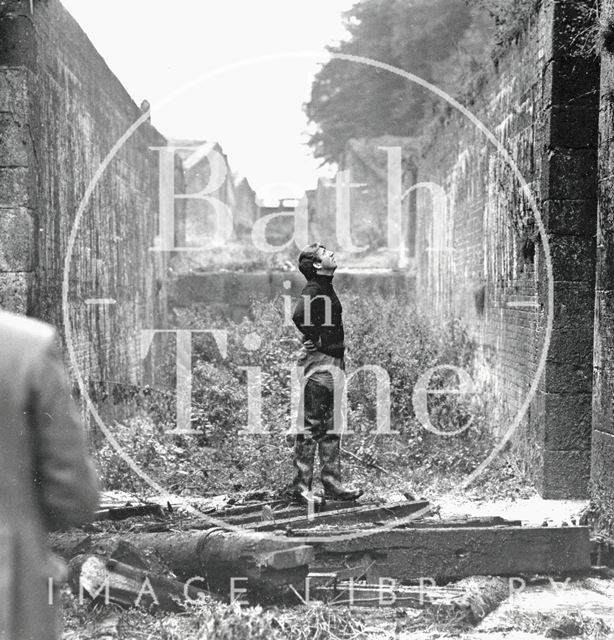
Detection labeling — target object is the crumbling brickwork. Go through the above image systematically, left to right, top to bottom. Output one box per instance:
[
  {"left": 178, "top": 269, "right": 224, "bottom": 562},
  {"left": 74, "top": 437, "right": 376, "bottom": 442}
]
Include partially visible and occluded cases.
[
  {"left": 0, "top": 0, "right": 169, "bottom": 386},
  {"left": 416, "top": 0, "right": 599, "bottom": 497}
]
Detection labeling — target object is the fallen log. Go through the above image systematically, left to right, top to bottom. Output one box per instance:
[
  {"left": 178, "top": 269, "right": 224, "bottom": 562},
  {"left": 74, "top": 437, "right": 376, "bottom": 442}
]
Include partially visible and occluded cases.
[
  {"left": 250, "top": 500, "right": 430, "bottom": 532},
  {"left": 310, "top": 526, "right": 591, "bottom": 581},
  {"left": 53, "top": 528, "right": 315, "bottom": 599},
  {"left": 130, "top": 529, "right": 314, "bottom": 590},
  {"left": 69, "top": 554, "right": 216, "bottom": 612},
  {"left": 446, "top": 576, "right": 510, "bottom": 625}
]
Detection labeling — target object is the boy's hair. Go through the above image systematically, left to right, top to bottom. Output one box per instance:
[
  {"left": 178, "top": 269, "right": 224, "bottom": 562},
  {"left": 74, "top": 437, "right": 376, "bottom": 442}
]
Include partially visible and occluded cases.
[{"left": 298, "top": 243, "right": 324, "bottom": 280}]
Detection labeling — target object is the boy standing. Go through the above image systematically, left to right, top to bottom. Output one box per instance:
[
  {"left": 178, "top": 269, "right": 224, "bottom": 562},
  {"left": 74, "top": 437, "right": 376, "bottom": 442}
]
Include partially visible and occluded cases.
[{"left": 290, "top": 243, "right": 363, "bottom": 507}]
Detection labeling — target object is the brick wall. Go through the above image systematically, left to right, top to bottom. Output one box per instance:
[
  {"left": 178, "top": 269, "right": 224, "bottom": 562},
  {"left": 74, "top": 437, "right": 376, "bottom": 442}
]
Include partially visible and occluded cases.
[
  {"left": 0, "top": 0, "right": 169, "bottom": 386},
  {"left": 416, "top": 0, "right": 599, "bottom": 497}
]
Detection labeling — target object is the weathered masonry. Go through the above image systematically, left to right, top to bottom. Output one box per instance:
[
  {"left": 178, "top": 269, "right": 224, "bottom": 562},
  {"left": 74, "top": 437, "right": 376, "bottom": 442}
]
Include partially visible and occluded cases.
[
  {"left": 0, "top": 0, "right": 171, "bottom": 387},
  {"left": 416, "top": 0, "right": 599, "bottom": 500},
  {"left": 593, "top": 0, "right": 614, "bottom": 528}
]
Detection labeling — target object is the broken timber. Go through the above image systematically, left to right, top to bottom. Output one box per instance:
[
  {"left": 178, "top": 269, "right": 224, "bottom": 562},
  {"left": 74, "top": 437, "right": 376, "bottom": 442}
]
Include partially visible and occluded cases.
[
  {"left": 220, "top": 499, "right": 370, "bottom": 527},
  {"left": 250, "top": 500, "right": 430, "bottom": 532},
  {"left": 94, "top": 503, "right": 164, "bottom": 522},
  {"left": 309, "top": 526, "right": 591, "bottom": 581},
  {"left": 119, "top": 529, "right": 313, "bottom": 594},
  {"left": 69, "top": 554, "right": 215, "bottom": 612}
]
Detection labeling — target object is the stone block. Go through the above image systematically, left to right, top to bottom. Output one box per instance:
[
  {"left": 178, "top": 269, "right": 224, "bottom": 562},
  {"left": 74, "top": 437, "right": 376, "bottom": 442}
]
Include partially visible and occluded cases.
[
  {"left": 0, "top": 8, "right": 35, "bottom": 69},
  {"left": 544, "top": 57, "right": 600, "bottom": 108},
  {"left": 0, "top": 67, "right": 28, "bottom": 114},
  {"left": 545, "top": 105, "right": 598, "bottom": 149},
  {"left": 0, "top": 114, "right": 29, "bottom": 166},
  {"left": 542, "top": 148, "right": 597, "bottom": 200},
  {"left": 0, "top": 167, "right": 31, "bottom": 207},
  {"left": 541, "top": 199, "right": 595, "bottom": 235},
  {"left": 594, "top": 200, "right": 614, "bottom": 287},
  {"left": 0, "top": 207, "right": 33, "bottom": 270},
  {"left": 541, "top": 235, "right": 595, "bottom": 282},
  {"left": 597, "top": 253, "right": 614, "bottom": 294},
  {"left": 0, "top": 272, "right": 29, "bottom": 314},
  {"left": 551, "top": 279, "right": 594, "bottom": 319},
  {"left": 593, "top": 289, "right": 614, "bottom": 351},
  {"left": 548, "top": 326, "right": 594, "bottom": 366},
  {"left": 544, "top": 360, "right": 593, "bottom": 394},
  {"left": 592, "top": 367, "right": 614, "bottom": 436},
  {"left": 543, "top": 392, "right": 592, "bottom": 450},
  {"left": 590, "top": 429, "right": 614, "bottom": 517},
  {"left": 541, "top": 448, "right": 590, "bottom": 498}
]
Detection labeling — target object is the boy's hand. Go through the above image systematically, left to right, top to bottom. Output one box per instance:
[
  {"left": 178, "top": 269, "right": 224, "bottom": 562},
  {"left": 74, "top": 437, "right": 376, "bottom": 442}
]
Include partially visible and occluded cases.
[{"left": 303, "top": 339, "right": 317, "bottom": 351}]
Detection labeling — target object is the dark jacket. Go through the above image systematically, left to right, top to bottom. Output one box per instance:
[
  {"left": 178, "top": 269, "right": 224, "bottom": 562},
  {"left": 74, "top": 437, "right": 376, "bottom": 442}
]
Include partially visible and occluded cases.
[{"left": 292, "top": 275, "right": 345, "bottom": 358}]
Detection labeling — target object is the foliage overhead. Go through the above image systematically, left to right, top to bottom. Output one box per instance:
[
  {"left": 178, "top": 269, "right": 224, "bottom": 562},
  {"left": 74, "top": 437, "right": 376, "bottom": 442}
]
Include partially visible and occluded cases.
[{"left": 304, "top": 0, "right": 482, "bottom": 165}]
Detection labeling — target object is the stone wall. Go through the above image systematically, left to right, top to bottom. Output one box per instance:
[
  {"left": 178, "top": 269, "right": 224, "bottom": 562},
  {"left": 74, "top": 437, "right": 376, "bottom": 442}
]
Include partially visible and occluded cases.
[
  {"left": 0, "top": 0, "right": 169, "bottom": 386},
  {"left": 416, "top": 0, "right": 599, "bottom": 497},
  {"left": 592, "top": 0, "right": 614, "bottom": 525}
]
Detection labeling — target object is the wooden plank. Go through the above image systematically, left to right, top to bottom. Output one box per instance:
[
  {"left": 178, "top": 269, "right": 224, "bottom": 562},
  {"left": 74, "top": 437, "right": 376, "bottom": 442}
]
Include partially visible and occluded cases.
[
  {"left": 209, "top": 499, "right": 287, "bottom": 518},
  {"left": 222, "top": 500, "right": 374, "bottom": 526},
  {"left": 250, "top": 500, "right": 430, "bottom": 532},
  {"left": 94, "top": 504, "right": 164, "bottom": 521},
  {"left": 287, "top": 516, "right": 522, "bottom": 537},
  {"left": 397, "top": 516, "right": 522, "bottom": 529},
  {"left": 311, "top": 526, "right": 591, "bottom": 581}
]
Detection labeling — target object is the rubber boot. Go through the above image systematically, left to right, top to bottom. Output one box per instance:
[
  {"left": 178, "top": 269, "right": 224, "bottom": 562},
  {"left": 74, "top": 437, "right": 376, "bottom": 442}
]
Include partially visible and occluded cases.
[
  {"left": 292, "top": 435, "right": 324, "bottom": 507},
  {"left": 319, "top": 435, "right": 363, "bottom": 501}
]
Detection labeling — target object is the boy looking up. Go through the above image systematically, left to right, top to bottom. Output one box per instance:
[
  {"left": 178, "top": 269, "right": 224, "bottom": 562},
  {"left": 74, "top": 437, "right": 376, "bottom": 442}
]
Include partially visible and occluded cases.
[{"left": 290, "top": 243, "right": 363, "bottom": 507}]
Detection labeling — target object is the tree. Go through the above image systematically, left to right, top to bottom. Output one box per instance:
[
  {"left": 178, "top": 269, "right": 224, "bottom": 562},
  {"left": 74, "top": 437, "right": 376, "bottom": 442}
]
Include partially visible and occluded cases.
[{"left": 304, "top": 0, "right": 477, "bottom": 165}]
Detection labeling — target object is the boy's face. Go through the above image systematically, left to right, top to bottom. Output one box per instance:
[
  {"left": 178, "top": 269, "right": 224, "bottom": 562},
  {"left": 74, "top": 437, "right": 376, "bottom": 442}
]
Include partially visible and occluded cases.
[{"left": 315, "top": 245, "right": 337, "bottom": 272}]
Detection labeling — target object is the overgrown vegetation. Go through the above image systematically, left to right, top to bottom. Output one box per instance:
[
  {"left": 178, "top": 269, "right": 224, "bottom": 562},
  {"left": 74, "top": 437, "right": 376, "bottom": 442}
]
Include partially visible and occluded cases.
[
  {"left": 467, "top": 0, "right": 541, "bottom": 49},
  {"left": 92, "top": 294, "right": 511, "bottom": 499}
]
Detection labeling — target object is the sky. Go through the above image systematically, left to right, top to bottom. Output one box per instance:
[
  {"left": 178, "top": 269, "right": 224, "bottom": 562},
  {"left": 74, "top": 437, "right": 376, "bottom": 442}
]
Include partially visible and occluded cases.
[{"left": 59, "top": 0, "right": 356, "bottom": 204}]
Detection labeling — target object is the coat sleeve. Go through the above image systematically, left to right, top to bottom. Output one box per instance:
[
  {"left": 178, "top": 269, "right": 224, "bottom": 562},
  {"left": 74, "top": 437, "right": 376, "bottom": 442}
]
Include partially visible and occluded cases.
[{"left": 29, "top": 335, "right": 99, "bottom": 531}]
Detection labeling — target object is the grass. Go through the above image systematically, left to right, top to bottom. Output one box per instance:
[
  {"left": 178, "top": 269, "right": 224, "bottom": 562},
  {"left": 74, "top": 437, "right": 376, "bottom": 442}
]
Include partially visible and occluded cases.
[
  {"left": 61, "top": 579, "right": 614, "bottom": 640},
  {"left": 503, "top": 609, "right": 611, "bottom": 639}
]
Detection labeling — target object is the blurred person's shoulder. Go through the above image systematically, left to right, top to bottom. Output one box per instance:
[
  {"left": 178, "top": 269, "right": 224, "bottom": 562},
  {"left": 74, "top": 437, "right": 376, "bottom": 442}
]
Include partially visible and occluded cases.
[{"left": 0, "top": 310, "right": 56, "bottom": 348}]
